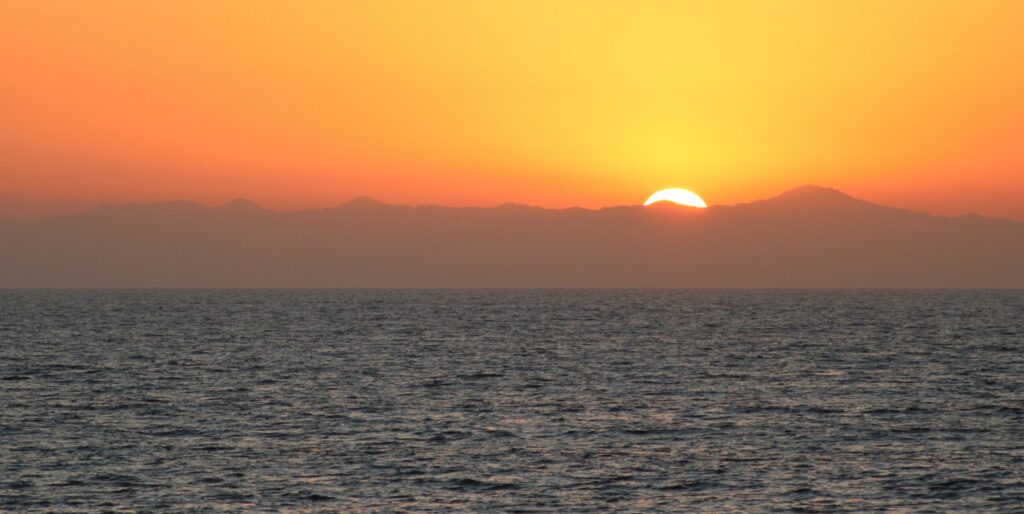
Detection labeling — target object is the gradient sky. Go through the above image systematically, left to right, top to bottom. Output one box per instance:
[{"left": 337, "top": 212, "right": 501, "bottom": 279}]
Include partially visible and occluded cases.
[{"left": 2, "top": 0, "right": 1024, "bottom": 221}]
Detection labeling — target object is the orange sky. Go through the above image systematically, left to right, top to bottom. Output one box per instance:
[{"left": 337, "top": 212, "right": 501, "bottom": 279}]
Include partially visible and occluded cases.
[{"left": 2, "top": 0, "right": 1024, "bottom": 221}]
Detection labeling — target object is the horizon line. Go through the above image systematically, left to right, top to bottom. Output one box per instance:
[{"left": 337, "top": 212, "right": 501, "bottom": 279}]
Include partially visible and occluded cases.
[{"left": 14, "top": 184, "right": 1013, "bottom": 225}]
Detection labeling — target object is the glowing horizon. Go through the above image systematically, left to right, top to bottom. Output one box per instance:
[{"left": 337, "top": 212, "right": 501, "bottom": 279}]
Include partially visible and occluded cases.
[{"left": 2, "top": 1, "right": 1024, "bottom": 221}]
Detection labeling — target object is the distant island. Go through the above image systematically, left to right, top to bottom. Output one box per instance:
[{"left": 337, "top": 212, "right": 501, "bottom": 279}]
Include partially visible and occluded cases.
[{"left": 2, "top": 186, "right": 1022, "bottom": 288}]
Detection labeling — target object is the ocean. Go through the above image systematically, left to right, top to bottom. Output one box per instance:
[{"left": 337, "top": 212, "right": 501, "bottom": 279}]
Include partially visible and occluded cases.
[{"left": 1, "top": 290, "right": 1022, "bottom": 512}]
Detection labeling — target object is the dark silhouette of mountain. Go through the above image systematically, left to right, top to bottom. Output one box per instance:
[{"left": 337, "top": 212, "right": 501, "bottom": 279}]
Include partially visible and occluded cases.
[{"left": 2, "top": 186, "right": 1022, "bottom": 288}]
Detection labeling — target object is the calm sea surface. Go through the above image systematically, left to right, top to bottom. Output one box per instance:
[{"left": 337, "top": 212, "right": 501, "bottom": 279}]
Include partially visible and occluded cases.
[{"left": 1, "top": 290, "right": 1022, "bottom": 512}]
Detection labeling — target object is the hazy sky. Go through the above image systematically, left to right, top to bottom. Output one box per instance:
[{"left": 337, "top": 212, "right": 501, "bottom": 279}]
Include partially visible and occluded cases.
[{"left": 2, "top": 1, "right": 1024, "bottom": 220}]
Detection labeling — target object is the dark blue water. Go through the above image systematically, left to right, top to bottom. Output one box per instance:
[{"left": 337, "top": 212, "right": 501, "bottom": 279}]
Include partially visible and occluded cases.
[{"left": 1, "top": 290, "right": 1022, "bottom": 512}]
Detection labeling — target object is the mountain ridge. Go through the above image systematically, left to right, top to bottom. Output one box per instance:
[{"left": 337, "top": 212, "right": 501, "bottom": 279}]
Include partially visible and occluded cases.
[
  {"left": 3, "top": 186, "right": 1022, "bottom": 288},
  {"left": 41, "top": 186, "right": 1013, "bottom": 223}
]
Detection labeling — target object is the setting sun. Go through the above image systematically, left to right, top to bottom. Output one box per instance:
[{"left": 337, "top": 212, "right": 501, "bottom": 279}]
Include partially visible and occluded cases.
[{"left": 643, "top": 188, "right": 708, "bottom": 208}]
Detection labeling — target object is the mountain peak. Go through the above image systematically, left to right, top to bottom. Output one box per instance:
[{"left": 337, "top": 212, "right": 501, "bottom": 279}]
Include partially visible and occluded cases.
[
  {"left": 727, "top": 185, "right": 877, "bottom": 215},
  {"left": 764, "top": 185, "right": 867, "bottom": 208},
  {"left": 777, "top": 185, "right": 852, "bottom": 200},
  {"left": 344, "top": 195, "right": 384, "bottom": 207},
  {"left": 221, "top": 198, "right": 265, "bottom": 211},
  {"left": 497, "top": 202, "right": 540, "bottom": 210}
]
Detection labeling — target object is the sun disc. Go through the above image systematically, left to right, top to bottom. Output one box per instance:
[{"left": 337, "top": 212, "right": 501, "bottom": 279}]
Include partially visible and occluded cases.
[{"left": 644, "top": 188, "right": 707, "bottom": 208}]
